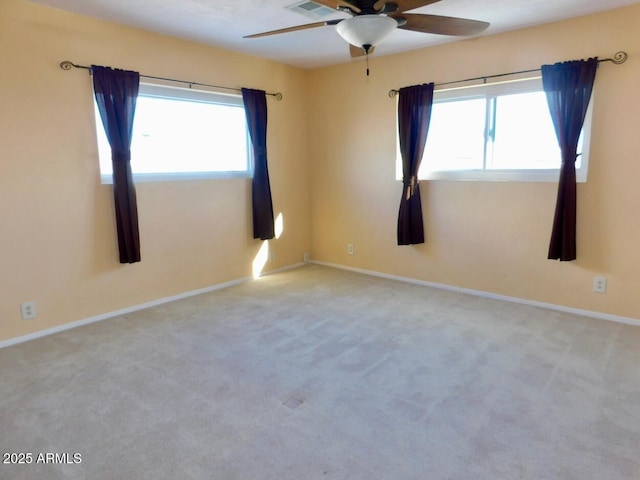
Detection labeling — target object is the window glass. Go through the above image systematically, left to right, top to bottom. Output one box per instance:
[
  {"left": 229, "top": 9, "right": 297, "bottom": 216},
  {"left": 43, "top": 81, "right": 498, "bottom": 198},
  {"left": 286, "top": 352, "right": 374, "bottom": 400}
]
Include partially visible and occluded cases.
[
  {"left": 398, "top": 77, "right": 592, "bottom": 182},
  {"left": 95, "top": 83, "right": 251, "bottom": 183},
  {"left": 492, "top": 91, "right": 559, "bottom": 170},
  {"left": 423, "top": 97, "right": 486, "bottom": 171}
]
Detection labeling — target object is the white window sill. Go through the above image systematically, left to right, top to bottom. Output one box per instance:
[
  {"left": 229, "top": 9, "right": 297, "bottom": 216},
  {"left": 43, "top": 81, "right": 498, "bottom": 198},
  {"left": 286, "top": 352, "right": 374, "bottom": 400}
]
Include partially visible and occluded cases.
[
  {"left": 417, "top": 168, "right": 587, "bottom": 183},
  {"left": 100, "top": 170, "right": 252, "bottom": 184}
]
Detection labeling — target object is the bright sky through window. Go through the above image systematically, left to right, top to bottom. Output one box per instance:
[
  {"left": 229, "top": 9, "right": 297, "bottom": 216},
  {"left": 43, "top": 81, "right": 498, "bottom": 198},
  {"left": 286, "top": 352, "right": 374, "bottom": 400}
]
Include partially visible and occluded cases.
[
  {"left": 397, "top": 77, "right": 591, "bottom": 182},
  {"left": 95, "top": 83, "right": 251, "bottom": 182}
]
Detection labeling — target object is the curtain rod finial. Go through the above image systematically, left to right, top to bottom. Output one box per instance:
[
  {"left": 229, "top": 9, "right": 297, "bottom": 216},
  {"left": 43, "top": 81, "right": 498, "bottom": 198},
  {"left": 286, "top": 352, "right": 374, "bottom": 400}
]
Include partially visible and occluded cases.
[
  {"left": 612, "top": 51, "right": 628, "bottom": 65},
  {"left": 60, "top": 60, "right": 75, "bottom": 70}
]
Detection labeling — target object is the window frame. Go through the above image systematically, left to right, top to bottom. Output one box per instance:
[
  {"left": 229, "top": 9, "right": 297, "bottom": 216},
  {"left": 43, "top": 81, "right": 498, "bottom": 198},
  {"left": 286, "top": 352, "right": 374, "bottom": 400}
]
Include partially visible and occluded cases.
[
  {"left": 397, "top": 76, "right": 593, "bottom": 183},
  {"left": 95, "top": 82, "right": 253, "bottom": 184}
]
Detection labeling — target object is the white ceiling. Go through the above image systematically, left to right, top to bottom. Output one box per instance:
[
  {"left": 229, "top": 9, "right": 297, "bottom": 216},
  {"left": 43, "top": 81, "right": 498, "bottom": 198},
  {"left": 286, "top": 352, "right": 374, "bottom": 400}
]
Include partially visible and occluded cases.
[{"left": 29, "top": 0, "right": 640, "bottom": 68}]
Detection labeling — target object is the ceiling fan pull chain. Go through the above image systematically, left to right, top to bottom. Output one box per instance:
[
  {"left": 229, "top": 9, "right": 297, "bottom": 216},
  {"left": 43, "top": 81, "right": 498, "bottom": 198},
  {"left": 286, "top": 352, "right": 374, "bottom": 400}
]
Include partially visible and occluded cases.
[{"left": 364, "top": 43, "right": 372, "bottom": 77}]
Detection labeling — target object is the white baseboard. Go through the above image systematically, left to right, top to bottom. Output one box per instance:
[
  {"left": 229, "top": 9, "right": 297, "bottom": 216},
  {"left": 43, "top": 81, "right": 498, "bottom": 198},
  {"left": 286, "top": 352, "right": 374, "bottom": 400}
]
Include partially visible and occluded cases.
[
  {"left": 3, "top": 259, "right": 636, "bottom": 349},
  {"left": 311, "top": 260, "right": 640, "bottom": 328},
  {"left": 0, "top": 262, "right": 310, "bottom": 350},
  {"left": 265, "top": 262, "right": 307, "bottom": 275},
  {"left": 0, "top": 276, "right": 253, "bottom": 350}
]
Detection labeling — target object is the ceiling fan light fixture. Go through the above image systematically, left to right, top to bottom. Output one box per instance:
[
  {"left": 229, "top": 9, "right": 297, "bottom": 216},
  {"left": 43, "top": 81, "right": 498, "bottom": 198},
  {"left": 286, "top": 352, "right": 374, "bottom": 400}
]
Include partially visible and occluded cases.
[{"left": 336, "top": 15, "right": 397, "bottom": 48}]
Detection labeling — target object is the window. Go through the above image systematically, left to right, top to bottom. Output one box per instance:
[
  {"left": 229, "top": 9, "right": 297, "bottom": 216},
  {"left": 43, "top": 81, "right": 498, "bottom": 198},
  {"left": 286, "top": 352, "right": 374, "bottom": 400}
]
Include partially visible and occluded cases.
[
  {"left": 397, "top": 77, "right": 592, "bottom": 182},
  {"left": 95, "top": 83, "right": 251, "bottom": 183}
]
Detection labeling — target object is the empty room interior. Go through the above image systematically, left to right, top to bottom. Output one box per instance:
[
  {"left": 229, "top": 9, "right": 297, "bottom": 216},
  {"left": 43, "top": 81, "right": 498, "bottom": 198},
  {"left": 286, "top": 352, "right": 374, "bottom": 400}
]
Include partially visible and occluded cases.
[{"left": 1, "top": 0, "right": 640, "bottom": 478}]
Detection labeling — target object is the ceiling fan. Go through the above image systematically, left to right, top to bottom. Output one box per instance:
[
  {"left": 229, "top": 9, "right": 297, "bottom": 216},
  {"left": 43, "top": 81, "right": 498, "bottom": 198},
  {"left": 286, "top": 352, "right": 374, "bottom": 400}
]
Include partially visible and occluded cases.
[{"left": 244, "top": 0, "right": 490, "bottom": 58}]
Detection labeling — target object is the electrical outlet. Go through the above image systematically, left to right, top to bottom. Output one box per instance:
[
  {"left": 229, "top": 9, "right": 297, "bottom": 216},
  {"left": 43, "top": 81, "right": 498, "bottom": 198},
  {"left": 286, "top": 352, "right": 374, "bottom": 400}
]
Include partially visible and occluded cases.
[
  {"left": 347, "top": 243, "right": 354, "bottom": 255},
  {"left": 268, "top": 251, "right": 276, "bottom": 263},
  {"left": 302, "top": 252, "right": 309, "bottom": 263},
  {"left": 593, "top": 276, "right": 607, "bottom": 294},
  {"left": 21, "top": 301, "right": 36, "bottom": 320}
]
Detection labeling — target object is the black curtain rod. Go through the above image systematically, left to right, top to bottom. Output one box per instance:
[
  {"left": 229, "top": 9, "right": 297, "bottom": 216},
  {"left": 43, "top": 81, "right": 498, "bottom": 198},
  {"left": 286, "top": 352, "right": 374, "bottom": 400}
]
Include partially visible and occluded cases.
[
  {"left": 388, "top": 51, "right": 628, "bottom": 98},
  {"left": 60, "top": 61, "right": 283, "bottom": 101}
]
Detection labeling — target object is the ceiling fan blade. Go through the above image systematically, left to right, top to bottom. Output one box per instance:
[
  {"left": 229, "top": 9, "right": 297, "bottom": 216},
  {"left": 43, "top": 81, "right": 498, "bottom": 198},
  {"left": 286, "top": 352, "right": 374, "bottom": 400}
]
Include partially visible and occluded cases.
[
  {"left": 313, "top": 0, "right": 361, "bottom": 13},
  {"left": 392, "top": 0, "right": 443, "bottom": 13},
  {"left": 395, "top": 13, "right": 489, "bottom": 36},
  {"left": 244, "top": 19, "right": 342, "bottom": 39},
  {"left": 349, "top": 44, "right": 375, "bottom": 57}
]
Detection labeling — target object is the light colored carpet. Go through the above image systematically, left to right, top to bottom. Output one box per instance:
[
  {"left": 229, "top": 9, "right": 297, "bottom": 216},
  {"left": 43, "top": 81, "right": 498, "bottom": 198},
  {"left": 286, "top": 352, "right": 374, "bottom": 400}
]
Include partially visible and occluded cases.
[{"left": 1, "top": 265, "right": 639, "bottom": 480}]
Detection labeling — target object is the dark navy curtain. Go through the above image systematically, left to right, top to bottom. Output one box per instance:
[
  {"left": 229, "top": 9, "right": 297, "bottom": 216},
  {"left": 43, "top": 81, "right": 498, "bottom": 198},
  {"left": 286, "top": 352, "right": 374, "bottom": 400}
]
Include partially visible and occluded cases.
[
  {"left": 542, "top": 58, "right": 598, "bottom": 261},
  {"left": 92, "top": 65, "right": 141, "bottom": 264},
  {"left": 397, "top": 83, "right": 435, "bottom": 245},
  {"left": 242, "top": 88, "right": 275, "bottom": 240}
]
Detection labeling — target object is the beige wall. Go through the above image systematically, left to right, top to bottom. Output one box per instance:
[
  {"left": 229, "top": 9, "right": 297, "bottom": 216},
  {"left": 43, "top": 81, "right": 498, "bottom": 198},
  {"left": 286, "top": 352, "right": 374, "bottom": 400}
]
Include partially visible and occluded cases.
[
  {"left": 0, "top": 0, "right": 311, "bottom": 342},
  {"left": 2, "top": 0, "right": 639, "bottom": 344},
  {"left": 308, "top": 5, "right": 640, "bottom": 320}
]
